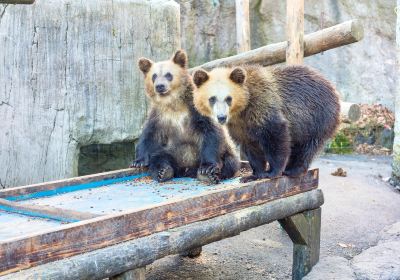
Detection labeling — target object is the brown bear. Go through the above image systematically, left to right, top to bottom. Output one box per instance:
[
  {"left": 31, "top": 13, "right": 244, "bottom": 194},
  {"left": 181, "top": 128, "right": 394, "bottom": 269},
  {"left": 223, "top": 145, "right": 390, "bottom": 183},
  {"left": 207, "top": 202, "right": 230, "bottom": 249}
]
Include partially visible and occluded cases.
[
  {"left": 130, "top": 50, "right": 240, "bottom": 183},
  {"left": 192, "top": 64, "right": 340, "bottom": 182}
]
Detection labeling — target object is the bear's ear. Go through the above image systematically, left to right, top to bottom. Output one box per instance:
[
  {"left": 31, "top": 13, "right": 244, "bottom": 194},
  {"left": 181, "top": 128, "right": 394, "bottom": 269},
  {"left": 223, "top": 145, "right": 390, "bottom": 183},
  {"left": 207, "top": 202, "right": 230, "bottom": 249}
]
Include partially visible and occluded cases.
[
  {"left": 172, "top": 49, "right": 187, "bottom": 68},
  {"left": 138, "top": 58, "right": 153, "bottom": 74},
  {"left": 229, "top": 67, "right": 246, "bottom": 85},
  {"left": 193, "top": 69, "right": 209, "bottom": 88}
]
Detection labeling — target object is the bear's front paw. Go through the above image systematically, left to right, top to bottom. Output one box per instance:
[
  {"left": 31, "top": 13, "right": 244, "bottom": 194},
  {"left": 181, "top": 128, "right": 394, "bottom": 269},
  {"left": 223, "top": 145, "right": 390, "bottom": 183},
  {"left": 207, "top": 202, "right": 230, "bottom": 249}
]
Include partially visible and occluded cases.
[
  {"left": 129, "top": 158, "right": 148, "bottom": 168},
  {"left": 197, "top": 163, "right": 221, "bottom": 184},
  {"left": 156, "top": 165, "right": 174, "bottom": 182},
  {"left": 283, "top": 167, "right": 307, "bottom": 177},
  {"left": 240, "top": 171, "right": 281, "bottom": 183}
]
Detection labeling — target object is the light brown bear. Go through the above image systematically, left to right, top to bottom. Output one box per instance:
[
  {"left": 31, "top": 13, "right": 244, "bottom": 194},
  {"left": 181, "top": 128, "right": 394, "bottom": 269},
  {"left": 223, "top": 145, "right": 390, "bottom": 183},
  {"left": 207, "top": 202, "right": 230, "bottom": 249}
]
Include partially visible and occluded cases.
[
  {"left": 130, "top": 50, "right": 240, "bottom": 183},
  {"left": 192, "top": 65, "right": 340, "bottom": 182}
]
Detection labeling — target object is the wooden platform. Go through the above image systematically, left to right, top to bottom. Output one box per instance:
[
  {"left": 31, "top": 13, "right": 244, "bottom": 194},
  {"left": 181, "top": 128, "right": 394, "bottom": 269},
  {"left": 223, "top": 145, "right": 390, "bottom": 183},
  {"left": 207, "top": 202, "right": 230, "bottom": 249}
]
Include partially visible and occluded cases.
[{"left": 0, "top": 167, "right": 322, "bottom": 279}]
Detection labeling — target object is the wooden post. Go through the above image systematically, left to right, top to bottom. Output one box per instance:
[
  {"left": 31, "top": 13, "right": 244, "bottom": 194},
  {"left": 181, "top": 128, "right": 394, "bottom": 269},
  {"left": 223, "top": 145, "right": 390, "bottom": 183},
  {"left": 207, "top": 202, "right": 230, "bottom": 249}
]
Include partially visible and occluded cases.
[
  {"left": 235, "top": 0, "right": 251, "bottom": 53},
  {"left": 286, "top": 0, "right": 304, "bottom": 64},
  {"left": 392, "top": 0, "right": 400, "bottom": 186},
  {"left": 279, "top": 208, "right": 321, "bottom": 280},
  {"left": 110, "top": 267, "right": 146, "bottom": 280}
]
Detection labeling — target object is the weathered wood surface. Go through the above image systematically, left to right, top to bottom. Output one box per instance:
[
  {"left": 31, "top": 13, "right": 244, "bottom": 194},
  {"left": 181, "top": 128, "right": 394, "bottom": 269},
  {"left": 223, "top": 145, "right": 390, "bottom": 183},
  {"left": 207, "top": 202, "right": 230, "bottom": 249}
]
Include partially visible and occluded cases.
[
  {"left": 0, "top": 0, "right": 34, "bottom": 3},
  {"left": 0, "top": 0, "right": 180, "bottom": 189},
  {"left": 235, "top": 0, "right": 250, "bottom": 53},
  {"left": 286, "top": 0, "right": 304, "bottom": 65},
  {"left": 391, "top": 0, "right": 400, "bottom": 183},
  {"left": 191, "top": 19, "right": 363, "bottom": 71},
  {"left": 340, "top": 101, "right": 361, "bottom": 122},
  {"left": 0, "top": 168, "right": 143, "bottom": 200},
  {"left": 0, "top": 169, "right": 318, "bottom": 276},
  {"left": 0, "top": 189, "right": 324, "bottom": 280},
  {"left": 0, "top": 198, "right": 99, "bottom": 222},
  {"left": 279, "top": 208, "right": 321, "bottom": 280}
]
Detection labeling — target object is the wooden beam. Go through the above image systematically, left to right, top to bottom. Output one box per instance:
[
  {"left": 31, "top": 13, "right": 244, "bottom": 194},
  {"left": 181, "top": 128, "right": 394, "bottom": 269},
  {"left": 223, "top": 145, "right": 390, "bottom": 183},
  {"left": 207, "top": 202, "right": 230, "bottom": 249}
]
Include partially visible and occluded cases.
[
  {"left": 235, "top": 0, "right": 251, "bottom": 53},
  {"left": 286, "top": 0, "right": 304, "bottom": 64},
  {"left": 191, "top": 19, "right": 364, "bottom": 71},
  {"left": 341, "top": 101, "right": 361, "bottom": 122},
  {"left": 0, "top": 168, "right": 144, "bottom": 200},
  {"left": 0, "top": 169, "right": 319, "bottom": 275},
  {"left": 0, "top": 189, "right": 324, "bottom": 280},
  {"left": 0, "top": 198, "right": 99, "bottom": 223},
  {"left": 279, "top": 208, "right": 321, "bottom": 280}
]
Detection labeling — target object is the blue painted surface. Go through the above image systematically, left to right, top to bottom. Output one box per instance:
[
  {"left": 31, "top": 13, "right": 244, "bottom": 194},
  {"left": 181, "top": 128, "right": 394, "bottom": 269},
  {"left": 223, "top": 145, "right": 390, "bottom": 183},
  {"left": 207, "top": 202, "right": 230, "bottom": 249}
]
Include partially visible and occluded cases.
[
  {"left": 6, "top": 173, "right": 148, "bottom": 202},
  {"left": 19, "top": 176, "right": 242, "bottom": 215},
  {"left": 0, "top": 205, "right": 78, "bottom": 223},
  {"left": 0, "top": 211, "right": 61, "bottom": 241}
]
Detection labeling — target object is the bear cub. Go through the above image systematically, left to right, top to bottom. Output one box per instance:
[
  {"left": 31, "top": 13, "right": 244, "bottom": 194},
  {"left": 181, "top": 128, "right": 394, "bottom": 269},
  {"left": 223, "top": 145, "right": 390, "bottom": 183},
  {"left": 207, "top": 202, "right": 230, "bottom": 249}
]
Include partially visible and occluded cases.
[
  {"left": 131, "top": 50, "right": 240, "bottom": 183},
  {"left": 192, "top": 64, "right": 340, "bottom": 182}
]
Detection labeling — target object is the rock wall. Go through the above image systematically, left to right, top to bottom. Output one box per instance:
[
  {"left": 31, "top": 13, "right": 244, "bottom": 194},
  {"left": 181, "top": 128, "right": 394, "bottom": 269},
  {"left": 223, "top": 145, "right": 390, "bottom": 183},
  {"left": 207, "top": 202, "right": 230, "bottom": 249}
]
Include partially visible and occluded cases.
[
  {"left": 0, "top": 0, "right": 180, "bottom": 188},
  {"left": 178, "top": 0, "right": 397, "bottom": 110}
]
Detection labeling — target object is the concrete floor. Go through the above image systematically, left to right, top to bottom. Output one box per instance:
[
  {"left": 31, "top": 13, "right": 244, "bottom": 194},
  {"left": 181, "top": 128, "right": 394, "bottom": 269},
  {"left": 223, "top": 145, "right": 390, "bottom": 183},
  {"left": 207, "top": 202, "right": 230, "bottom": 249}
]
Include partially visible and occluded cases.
[{"left": 146, "top": 155, "right": 400, "bottom": 280}]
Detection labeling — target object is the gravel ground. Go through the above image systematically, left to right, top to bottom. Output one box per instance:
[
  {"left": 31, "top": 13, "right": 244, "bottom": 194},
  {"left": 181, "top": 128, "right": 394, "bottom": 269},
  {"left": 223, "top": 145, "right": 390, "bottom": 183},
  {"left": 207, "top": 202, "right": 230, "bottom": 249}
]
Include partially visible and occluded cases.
[{"left": 146, "top": 155, "right": 400, "bottom": 280}]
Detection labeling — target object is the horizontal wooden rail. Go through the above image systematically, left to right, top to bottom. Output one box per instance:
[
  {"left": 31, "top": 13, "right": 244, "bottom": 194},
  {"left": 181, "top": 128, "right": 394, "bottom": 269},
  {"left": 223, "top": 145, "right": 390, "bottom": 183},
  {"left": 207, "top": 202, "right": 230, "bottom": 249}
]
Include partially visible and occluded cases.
[
  {"left": 190, "top": 19, "right": 363, "bottom": 71},
  {"left": 0, "top": 189, "right": 323, "bottom": 280},
  {"left": 0, "top": 198, "right": 99, "bottom": 223}
]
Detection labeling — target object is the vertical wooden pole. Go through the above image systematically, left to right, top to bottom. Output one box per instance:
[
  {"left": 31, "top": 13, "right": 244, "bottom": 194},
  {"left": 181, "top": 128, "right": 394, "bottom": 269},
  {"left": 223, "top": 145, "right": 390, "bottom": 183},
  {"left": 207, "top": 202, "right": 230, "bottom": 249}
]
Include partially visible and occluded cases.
[
  {"left": 235, "top": 0, "right": 251, "bottom": 53},
  {"left": 286, "top": 0, "right": 304, "bottom": 64},
  {"left": 392, "top": 1, "right": 400, "bottom": 187},
  {"left": 279, "top": 208, "right": 321, "bottom": 280}
]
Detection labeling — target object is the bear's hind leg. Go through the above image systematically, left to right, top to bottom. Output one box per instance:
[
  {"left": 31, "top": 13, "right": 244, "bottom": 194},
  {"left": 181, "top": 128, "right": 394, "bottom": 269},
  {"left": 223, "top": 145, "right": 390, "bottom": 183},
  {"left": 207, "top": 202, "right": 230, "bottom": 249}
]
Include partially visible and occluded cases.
[
  {"left": 283, "top": 139, "right": 321, "bottom": 177},
  {"left": 149, "top": 151, "right": 177, "bottom": 182}
]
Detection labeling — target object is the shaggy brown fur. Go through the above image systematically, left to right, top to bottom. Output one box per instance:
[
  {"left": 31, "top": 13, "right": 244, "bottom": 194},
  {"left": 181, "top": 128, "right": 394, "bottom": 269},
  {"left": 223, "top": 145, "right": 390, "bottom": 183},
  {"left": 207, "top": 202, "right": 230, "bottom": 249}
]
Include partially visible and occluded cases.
[
  {"left": 131, "top": 50, "right": 240, "bottom": 183},
  {"left": 193, "top": 64, "right": 340, "bottom": 182}
]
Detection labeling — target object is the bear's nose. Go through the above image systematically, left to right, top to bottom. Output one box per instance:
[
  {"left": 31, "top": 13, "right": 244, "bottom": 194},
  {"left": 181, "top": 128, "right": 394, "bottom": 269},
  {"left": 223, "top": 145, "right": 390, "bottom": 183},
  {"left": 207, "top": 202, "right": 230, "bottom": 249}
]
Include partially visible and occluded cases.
[
  {"left": 156, "top": 84, "right": 166, "bottom": 93},
  {"left": 217, "top": 115, "right": 227, "bottom": 124}
]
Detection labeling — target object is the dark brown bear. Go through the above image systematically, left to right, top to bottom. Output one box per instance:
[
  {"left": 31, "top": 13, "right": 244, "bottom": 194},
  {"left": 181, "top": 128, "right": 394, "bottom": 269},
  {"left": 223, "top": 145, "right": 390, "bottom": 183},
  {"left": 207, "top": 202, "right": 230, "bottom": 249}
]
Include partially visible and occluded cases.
[{"left": 192, "top": 65, "right": 340, "bottom": 182}]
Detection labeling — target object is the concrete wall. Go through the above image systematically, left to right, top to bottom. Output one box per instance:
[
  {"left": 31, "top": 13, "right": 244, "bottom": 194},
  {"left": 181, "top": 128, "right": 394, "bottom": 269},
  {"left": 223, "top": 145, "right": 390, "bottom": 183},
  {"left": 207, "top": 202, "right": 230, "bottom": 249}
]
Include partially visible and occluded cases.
[{"left": 0, "top": 0, "right": 180, "bottom": 188}]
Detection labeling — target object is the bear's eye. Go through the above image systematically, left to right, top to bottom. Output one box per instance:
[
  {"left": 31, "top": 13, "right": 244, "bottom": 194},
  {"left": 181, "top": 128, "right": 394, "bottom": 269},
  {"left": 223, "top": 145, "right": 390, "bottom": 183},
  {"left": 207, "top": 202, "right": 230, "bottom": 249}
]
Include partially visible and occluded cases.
[
  {"left": 165, "top": 72, "right": 173, "bottom": 81},
  {"left": 152, "top": 73, "right": 157, "bottom": 82},
  {"left": 209, "top": 96, "right": 216, "bottom": 105},
  {"left": 226, "top": 96, "right": 232, "bottom": 106}
]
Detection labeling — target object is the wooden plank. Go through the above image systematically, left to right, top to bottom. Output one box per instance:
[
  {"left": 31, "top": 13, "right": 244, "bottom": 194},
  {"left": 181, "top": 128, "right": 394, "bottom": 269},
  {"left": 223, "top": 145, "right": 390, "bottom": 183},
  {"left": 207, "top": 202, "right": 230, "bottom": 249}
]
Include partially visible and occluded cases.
[
  {"left": 235, "top": 0, "right": 251, "bottom": 53},
  {"left": 286, "top": 0, "right": 304, "bottom": 64},
  {"left": 191, "top": 19, "right": 364, "bottom": 71},
  {"left": 0, "top": 168, "right": 144, "bottom": 200},
  {"left": 0, "top": 169, "right": 319, "bottom": 275},
  {"left": 0, "top": 189, "right": 324, "bottom": 280},
  {"left": 0, "top": 198, "right": 99, "bottom": 223},
  {"left": 279, "top": 208, "right": 321, "bottom": 280}
]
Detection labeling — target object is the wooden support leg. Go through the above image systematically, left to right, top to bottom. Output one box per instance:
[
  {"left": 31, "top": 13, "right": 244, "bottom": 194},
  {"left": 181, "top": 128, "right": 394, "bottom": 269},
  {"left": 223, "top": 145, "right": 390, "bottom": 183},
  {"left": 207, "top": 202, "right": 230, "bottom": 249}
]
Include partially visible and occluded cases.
[
  {"left": 279, "top": 208, "right": 321, "bottom": 280},
  {"left": 180, "top": 246, "right": 203, "bottom": 258},
  {"left": 110, "top": 267, "right": 146, "bottom": 280}
]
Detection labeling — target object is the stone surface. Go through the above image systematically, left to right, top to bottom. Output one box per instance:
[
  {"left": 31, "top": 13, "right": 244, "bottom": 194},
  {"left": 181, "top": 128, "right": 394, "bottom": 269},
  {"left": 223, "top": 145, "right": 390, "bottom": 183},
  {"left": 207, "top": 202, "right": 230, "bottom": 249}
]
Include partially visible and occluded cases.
[
  {"left": 0, "top": 0, "right": 180, "bottom": 187},
  {"left": 178, "top": 0, "right": 397, "bottom": 110},
  {"left": 379, "top": 222, "right": 400, "bottom": 244},
  {"left": 351, "top": 241, "right": 400, "bottom": 280},
  {"left": 302, "top": 256, "right": 355, "bottom": 280}
]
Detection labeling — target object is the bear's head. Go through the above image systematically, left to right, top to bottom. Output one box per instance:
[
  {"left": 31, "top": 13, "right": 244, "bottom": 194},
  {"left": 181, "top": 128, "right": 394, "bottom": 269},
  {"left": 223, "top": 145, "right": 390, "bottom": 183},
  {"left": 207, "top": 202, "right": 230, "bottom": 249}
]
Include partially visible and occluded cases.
[
  {"left": 138, "top": 50, "right": 189, "bottom": 105},
  {"left": 192, "top": 67, "right": 249, "bottom": 125}
]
